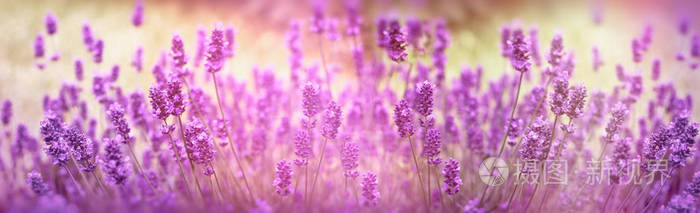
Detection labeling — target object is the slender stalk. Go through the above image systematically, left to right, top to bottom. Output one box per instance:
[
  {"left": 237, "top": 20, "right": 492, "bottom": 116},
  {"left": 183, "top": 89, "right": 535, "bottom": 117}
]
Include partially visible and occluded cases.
[
  {"left": 479, "top": 71, "right": 525, "bottom": 204},
  {"left": 211, "top": 72, "right": 255, "bottom": 203},
  {"left": 163, "top": 120, "right": 191, "bottom": 195},
  {"left": 407, "top": 136, "right": 430, "bottom": 210},
  {"left": 308, "top": 137, "right": 329, "bottom": 206},
  {"left": 128, "top": 144, "right": 157, "bottom": 194},
  {"left": 210, "top": 163, "right": 225, "bottom": 201},
  {"left": 304, "top": 164, "right": 309, "bottom": 205},
  {"left": 428, "top": 164, "right": 432, "bottom": 208},
  {"left": 63, "top": 166, "right": 84, "bottom": 196},
  {"left": 433, "top": 166, "right": 445, "bottom": 207},
  {"left": 91, "top": 171, "right": 108, "bottom": 195},
  {"left": 602, "top": 184, "right": 617, "bottom": 211}
]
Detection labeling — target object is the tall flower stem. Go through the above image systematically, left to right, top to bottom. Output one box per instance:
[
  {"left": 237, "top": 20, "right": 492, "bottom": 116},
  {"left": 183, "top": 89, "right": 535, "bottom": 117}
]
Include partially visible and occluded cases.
[
  {"left": 479, "top": 71, "right": 524, "bottom": 203},
  {"left": 211, "top": 72, "right": 255, "bottom": 204},
  {"left": 162, "top": 120, "right": 191, "bottom": 196},
  {"left": 407, "top": 135, "right": 430, "bottom": 210},
  {"left": 308, "top": 137, "right": 329, "bottom": 207},
  {"left": 127, "top": 144, "right": 157, "bottom": 194},
  {"left": 210, "top": 163, "right": 225, "bottom": 200},
  {"left": 63, "top": 166, "right": 84, "bottom": 196},
  {"left": 433, "top": 166, "right": 445, "bottom": 207},
  {"left": 91, "top": 171, "right": 108, "bottom": 195},
  {"left": 602, "top": 184, "right": 617, "bottom": 211}
]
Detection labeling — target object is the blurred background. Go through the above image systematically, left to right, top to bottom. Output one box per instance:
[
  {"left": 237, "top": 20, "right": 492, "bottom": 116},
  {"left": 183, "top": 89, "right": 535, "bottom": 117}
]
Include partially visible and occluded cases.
[{"left": 1, "top": 0, "right": 699, "bottom": 132}]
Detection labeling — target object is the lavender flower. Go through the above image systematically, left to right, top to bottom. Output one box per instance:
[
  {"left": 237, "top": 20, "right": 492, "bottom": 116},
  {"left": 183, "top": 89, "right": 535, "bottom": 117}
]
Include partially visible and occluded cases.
[
  {"left": 131, "top": 0, "right": 144, "bottom": 27},
  {"left": 310, "top": 0, "right": 326, "bottom": 34},
  {"left": 45, "top": 12, "right": 57, "bottom": 35},
  {"left": 384, "top": 19, "right": 407, "bottom": 62},
  {"left": 433, "top": 19, "right": 449, "bottom": 84},
  {"left": 82, "top": 22, "right": 94, "bottom": 51},
  {"left": 205, "top": 23, "right": 227, "bottom": 73},
  {"left": 225, "top": 25, "right": 236, "bottom": 58},
  {"left": 500, "top": 25, "right": 512, "bottom": 57},
  {"left": 194, "top": 26, "right": 207, "bottom": 67},
  {"left": 509, "top": 27, "right": 531, "bottom": 72},
  {"left": 547, "top": 32, "right": 564, "bottom": 68},
  {"left": 170, "top": 33, "right": 188, "bottom": 70},
  {"left": 34, "top": 35, "right": 44, "bottom": 58},
  {"left": 632, "top": 38, "right": 643, "bottom": 63},
  {"left": 93, "top": 39, "right": 103, "bottom": 64},
  {"left": 592, "top": 45, "right": 603, "bottom": 71},
  {"left": 131, "top": 46, "right": 143, "bottom": 72},
  {"left": 652, "top": 58, "right": 660, "bottom": 81},
  {"left": 74, "top": 59, "right": 83, "bottom": 81},
  {"left": 549, "top": 77, "right": 569, "bottom": 116},
  {"left": 166, "top": 80, "right": 186, "bottom": 116},
  {"left": 414, "top": 80, "right": 435, "bottom": 117},
  {"left": 302, "top": 82, "right": 322, "bottom": 117},
  {"left": 148, "top": 84, "right": 171, "bottom": 120},
  {"left": 566, "top": 84, "right": 587, "bottom": 119},
  {"left": 393, "top": 99, "right": 415, "bottom": 138},
  {"left": 1, "top": 100, "right": 11, "bottom": 126},
  {"left": 320, "top": 101, "right": 342, "bottom": 139},
  {"left": 107, "top": 103, "right": 133, "bottom": 144},
  {"left": 603, "top": 103, "right": 628, "bottom": 143},
  {"left": 40, "top": 112, "right": 69, "bottom": 166},
  {"left": 668, "top": 113, "right": 699, "bottom": 168},
  {"left": 519, "top": 117, "right": 551, "bottom": 162},
  {"left": 184, "top": 120, "right": 215, "bottom": 175},
  {"left": 64, "top": 126, "right": 96, "bottom": 172},
  {"left": 422, "top": 128, "right": 442, "bottom": 165},
  {"left": 293, "top": 130, "right": 313, "bottom": 166},
  {"left": 610, "top": 137, "right": 631, "bottom": 183},
  {"left": 101, "top": 138, "right": 129, "bottom": 185},
  {"left": 341, "top": 142, "right": 360, "bottom": 178},
  {"left": 442, "top": 158, "right": 462, "bottom": 195},
  {"left": 274, "top": 160, "right": 293, "bottom": 196},
  {"left": 26, "top": 171, "right": 50, "bottom": 196},
  {"left": 361, "top": 171, "right": 379, "bottom": 207}
]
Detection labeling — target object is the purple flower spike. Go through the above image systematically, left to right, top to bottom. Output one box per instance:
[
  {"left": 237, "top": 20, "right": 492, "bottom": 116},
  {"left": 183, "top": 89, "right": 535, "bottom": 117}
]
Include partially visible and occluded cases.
[
  {"left": 131, "top": 0, "right": 144, "bottom": 27},
  {"left": 45, "top": 12, "right": 57, "bottom": 35},
  {"left": 384, "top": 19, "right": 407, "bottom": 62},
  {"left": 82, "top": 22, "right": 94, "bottom": 51},
  {"left": 205, "top": 23, "right": 228, "bottom": 73},
  {"left": 509, "top": 27, "right": 531, "bottom": 72},
  {"left": 529, "top": 27, "right": 542, "bottom": 67},
  {"left": 547, "top": 32, "right": 564, "bottom": 68},
  {"left": 170, "top": 33, "right": 188, "bottom": 70},
  {"left": 34, "top": 34, "right": 44, "bottom": 58},
  {"left": 691, "top": 34, "right": 699, "bottom": 58},
  {"left": 632, "top": 38, "right": 643, "bottom": 63},
  {"left": 93, "top": 39, "right": 104, "bottom": 64},
  {"left": 592, "top": 45, "right": 603, "bottom": 72},
  {"left": 131, "top": 46, "right": 143, "bottom": 72},
  {"left": 652, "top": 58, "right": 660, "bottom": 81},
  {"left": 74, "top": 59, "right": 84, "bottom": 81},
  {"left": 549, "top": 77, "right": 569, "bottom": 116},
  {"left": 166, "top": 80, "right": 186, "bottom": 116},
  {"left": 414, "top": 80, "right": 435, "bottom": 117},
  {"left": 302, "top": 82, "right": 322, "bottom": 117},
  {"left": 148, "top": 84, "right": 171, "bottom": 120},
  {"left": 566, "top": 84, "right": 587, "bottom": 119},
  {"left": 393, "top": 99, "right": 415, "bottom": 138},
  {"left": 1, "top": 100, "right": 11, "bottom": 126},
  {"left": 320, "top": 101, "right": 342, "bottom": 139},
  {"left": 107, "top": 103, "right": 133, "bottom": 144},
  {"left": 604, "top": 103, "right": 628, "bottom": 143},
  {"left": 40, "top": 112, "right": 69, "bottom": 167},
  {"left": 520, "top": 117, "right": 551, "bottom": 162},
  {"left": 184, "top": 120, "right": 215, "bottom": 175},
  {"left": 65, "top": 126, "right": 96, "bottom": 172},
  {"left": 422, "top": 128, "right": 442, "bottom": 159},
  {"left": 293, "top": 130, "right": 313, "bottom": 166},
  {"left": 101, "top": 138, "right": 130, "bottom": 185},
  {"left": 341, "top": 142, "right": 360, "bottom": 178},
  {"left": 442, "top": 158, "right": 462, "bottom": 195},
  {"left": 274, "top": 160, "right": 293, "bottom": 196},
  {"left": 26, "top": 171, "right": 50, "bottom": 196},
  {"left": 361, "top": 171, "right": 380, "bottom": 207}
]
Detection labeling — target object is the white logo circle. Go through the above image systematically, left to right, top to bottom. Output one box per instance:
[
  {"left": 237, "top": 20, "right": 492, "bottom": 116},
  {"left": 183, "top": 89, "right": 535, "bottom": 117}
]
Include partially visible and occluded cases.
[{"left": 479, "top": 157, "right": 509, "bottom": 186}]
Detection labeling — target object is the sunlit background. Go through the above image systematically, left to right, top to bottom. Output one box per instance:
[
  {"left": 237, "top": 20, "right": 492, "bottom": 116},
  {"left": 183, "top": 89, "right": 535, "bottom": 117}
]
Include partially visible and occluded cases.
[{"left": 2, "top": 0, "right": 699, "bottom": 131}]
